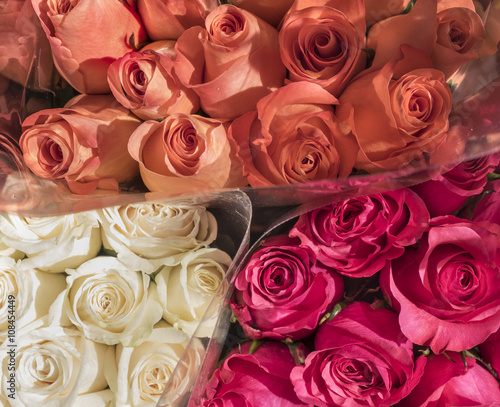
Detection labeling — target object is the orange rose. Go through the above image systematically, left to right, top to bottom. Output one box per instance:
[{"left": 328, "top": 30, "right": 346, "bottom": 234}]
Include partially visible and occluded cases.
[
  {"left": 0, "top": 0, "right": 53, "bottom": 89},
  {"left": 31, "top": 0, "right": 148, "bottom": 94},
  {"left": 137, "top": 0, "right": 217, "bottom": 40},
  {"left": 229, "top": 0, "right": 296, "bottom": 27},
  {"left": 279, "top": 0, "right": 366, "bottom": 96},
  {"left": 364, "top": 0, "right": 411, "bottom": 27},
  {"left": 479, "top": 0, "right": 500, "bottom": 57},
  {"left": 178, "top": 4, "right": 286, "bottom": 120},
  {"left": 107, "top": 41, "right": 201, "bottom": 120},
  {"left": 336, "top": 48, "right": 453, "bottom": 172},
  {"left": 229, "top": 81, "right": 358, "bottom": 187},
  {"left": 20, "top": 95, "right": 141, "bottom": 194},
  {"left": 128, "top": 113, "right": 247, "bottom": 193}
]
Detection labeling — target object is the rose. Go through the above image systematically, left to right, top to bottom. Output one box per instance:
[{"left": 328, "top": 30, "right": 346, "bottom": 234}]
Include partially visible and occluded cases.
[
  {"left": 0, "top": 0, "right": 53, "bottom": 89},
  {"left": 31, "top": 0, "right": 148, "bottom": 94},
  {"left": 137, "top": 0, "right": 217, "bottom": 40},
  {"left": 229, "top": 0, "right": 296, "bottom": 27},
  {"left": 279, "top": 0, "right": 366, "bottom": 96},
  {"left": 364, "top": 0, "right": 411, "bottom": 27},
  {"left": 480, "top": 0, "right": 500, "bottom": 57},
  {"left": 431, "top": 3, "right": 486, "bottom": 78},
  {"left": 178, "top": 4, "right": 287, "bottom": 120},
  {"left": 107, "top": 41, "right": 201, "bottom": 121},
  {"left": 336, "top": 48, "right": 453, "bottom": 172},
  {"left": 229, "top": 81, "right": 358, "bottom": 187},
  {"left": 20, "top": 94, "right": 142, "bottom": 194},
  {"left": 128, "top": 113, "right": 246, "bottom": 193},
  {"left": 411, "top": 152, "right": 500, "bottom": 217},
  {"left": 473, "top": 186, "right": 500, "bottom": 225},
  {"left": 290, "top": 188, "right": 430, "bottom": 277},
  {"left": 98, "top": 202, "right": 218, "bottom": 273},
  {"left": 0, "top": 210, "right": 101, "bottom": 273},
  {"left": 381, "top": 216, "right": 500, "bottom": 353},
  {"left": 231, "top": 235, "right": 344, "bottom": 341},
  {"left": 155, "top": 247, "right": 232, "bottom": 337},
  {"left": 50, "top": 256, "right": 163, "bottom": 346},
  {"left": 0, "top": 257, "right": 66, "bottom": 342},
  {"left": 290, "top": 302, "right": 426, "bottom": 407},
  {"left": 0, "top": 319, "right": 111, "bottom": 407},
  {"left": 107, "top": 321, "right": 205, "bottom": 406},
  {"left": 478, "top": 327, "right": 500, "bottom": 378},
  {"left": 198, "top": 341, "right": 308, "bottom": 406},
  {"left": 398, "top": 352, "right": 500, "bottom": 407}
]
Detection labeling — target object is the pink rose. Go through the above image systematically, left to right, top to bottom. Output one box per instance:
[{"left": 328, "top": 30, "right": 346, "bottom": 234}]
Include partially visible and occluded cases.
[
  {"left": 32, "top": 0, "right": 148, "bottom": 94},
  {"left": 137, "top": 0, "right": 217, "bottom": 40},
  {"left": 279, "top": 0, "right": 367, "bottom": 96},
  {"left": 364, "top": 0, "right": 411, "bottom": 27},
  {"left": 178, "top": 4, "right": 286, "bottom": 119},
  {"left": 107, "top": 41, "right": 201, "bottom": 120},
  {"left": 336, "top": 48, "right": 453, "bottom": 172},
  {"left": 229, "top": 81, "right": 358, "bottom": 187},
  {"left": 20, "top": 94, "right": 141, "bottom": 194},
  {"left": 127, "top": 113, "right": 246, "bottom": 193},
  {"left": 411, "top": 152, "right": 500, "bottom": 217},
  {"left": 473, "top": 184, "right": 500, "bottom": 225},
  {"left": 289, "top": 188, "right": 430, "bottom": 277},
  {"left": 381, "top": 215, "right": 500, "bottom": 353},
  {"left": 231, "top": 235, "right": 344, "bottom": 341},
  {"left": 291, "top": 302, "right": 426, "bottom": 407},
  {"left": 478, "top": 328, "right": 500, "bottom": 378},
  {"left": 198, "top": 341, "right": 308, "bottom": 406},
  {"left": 399, "top": 352, "right": 500, "bottom": 407}
]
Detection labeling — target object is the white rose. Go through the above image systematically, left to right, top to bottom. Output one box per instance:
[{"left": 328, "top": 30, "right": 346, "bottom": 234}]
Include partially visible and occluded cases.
[
  {"left": 98, "top": 202, "right": 217, "bottom": 273},
  {"left": 0, "top": 211, "right": 102, "bottom": 273},
  {"left": 0, "top": 241, "right": 23, "bottom": 260},
  {"left": 156, "top": 248, "right": 232, "bottom": 337},
  {"left": 0, "top": 256, "right": 66, "bottom": 343},
  {"left": 50, "top": 256, "right": 163, "bottom": 346},
  {"left": 0, "top": 319, "right": 112, "bottom": 407},
  {"left": 106, "top": 321, "right": 205, "bottom": 407}
]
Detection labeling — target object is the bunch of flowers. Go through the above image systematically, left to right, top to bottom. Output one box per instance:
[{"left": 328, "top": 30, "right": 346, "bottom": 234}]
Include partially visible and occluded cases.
[
  {"left": 1, "top": 0, "right": 498, "bottom": 201},
  {"left": 191, "top": 151, "right": 500, "bottom": 406},
  {"left": 0, "top": 201, "right": 236, "bottom": 406}
]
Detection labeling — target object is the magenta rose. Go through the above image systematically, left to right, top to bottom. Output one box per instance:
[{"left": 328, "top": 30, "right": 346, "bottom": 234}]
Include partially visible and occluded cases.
[
  {"left": 411, "top": 152, "right": 500, "bottom": 217},
  {"left": 472, "top": 180, "right": 500, "bottom": 225},
  {"left": 289, "top": 188, "right": 430, "bottom": 277},
  {"left": 381, "top": 215, "right": 500, "bottom": 354},
  {"left": 231, "top": 235, "right": 344, "bottom": 341},
  {"left": 290, "top": 302, "right": 426, "bottom": 407},
  {"left": 478, "top": 327, "right": 500, "bottom": 378},
  {"left": 198, "top": 341, "right": 308, "bottom": 406},
  {"left": 399, "top": 352, "right": 500, "bottom": 407}
]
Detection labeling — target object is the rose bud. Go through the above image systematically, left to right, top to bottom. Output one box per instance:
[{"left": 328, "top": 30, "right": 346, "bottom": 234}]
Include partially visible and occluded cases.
[
  {"left": 31, "top": 0, "right": 148, "bottom": 94},
  {"left": 137, "top": 0, "right": 217, "bottom": 40},
  {"left": 229, "top": 0, "right": 296, "bottom": 27},
  {"left": 279, "top": 0, "right": 367, "bottom": 96},
  {"left": 177, "top": 4, "right": 286, "bottom": 120},
  {"left": 107, "top": 41, "right": 201, "bottom": 120},
  {"left": 336, "top": 47, "right": 453, "bottom": 172},
  {"left": 229, "top": 81, "right": 358, "bottom": 187},
  {"left": 20, "top": 94, "right": 142, "bottom": 195},
  {"left": 128, "top": 113, "right": 246, "bottom": 194},
  {"left": 411, "top": 152, "right": 500, "bottom": 217},
  {"left": 289, "top": 188, "right": 430, "bottom": 277},
  {"left": 381, "top": 216, "right": 500, "bottom": 354},
  {"left": 231, "top": 235, "right": 344, "bottom": 341},
  {"left": 291, "top": 302, "right": 426, "bottom": 407},
  {"left": 198, "top": 341, "right": 308, "bottom": 406},
  {"left": 398, "top": 352, "right": 500, "bottom": 406}
]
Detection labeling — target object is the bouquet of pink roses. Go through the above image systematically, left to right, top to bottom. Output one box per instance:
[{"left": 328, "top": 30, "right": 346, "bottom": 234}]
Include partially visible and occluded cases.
[
  {"left": 1, "top": 0, "right": 500, "bottom": 212},
  {"left": 169, "top": 151, "right": 500, "bottom": 406}
]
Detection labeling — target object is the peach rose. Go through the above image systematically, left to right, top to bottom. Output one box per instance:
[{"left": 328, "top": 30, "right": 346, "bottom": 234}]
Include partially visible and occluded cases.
[
  {"left": 31, "top": 0, "right": 148, "bottom": 94},
  {"left": 137, "top": 0, "right": 218, "bottom": 40},
  {"left": 229, "top": 0, "right": 296, "bottom": 27},
  {"left": 279, "top": 0, "right": 366, "bottom": 96},
  {"left": 364, "top": 0, "right": 411, "bottom": 27},
  {"left": 177, "top": 4, "right": 286, "bottom": 119},
  {"left": 107, "top": 41, "right": 201, "bottom": 121},
  {"left": 336, "top": 48, "right": 453, "bottom": 172},
  {"left": 229, "top": 81, "right": 358, "bottom": 187},
  {"left": 20, "top": 94, "right": 141, "bottom": 194},
  {"left": 128, "top": 113, "right": 246, "bottom": 193}
]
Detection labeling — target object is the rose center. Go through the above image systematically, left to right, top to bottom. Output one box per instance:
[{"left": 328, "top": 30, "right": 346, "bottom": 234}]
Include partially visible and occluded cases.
[
  {"left": 47, "top": 0, "right": 79, "bottom": 15},
  {"left": 211, "top": 11, "right": 245, "bottom": 38},
  {"left": 40, "top": 139, "right": 63, "bottom": 168},
  {"left": 439, "top": 260, "right": 481, "bottom": 305}
]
